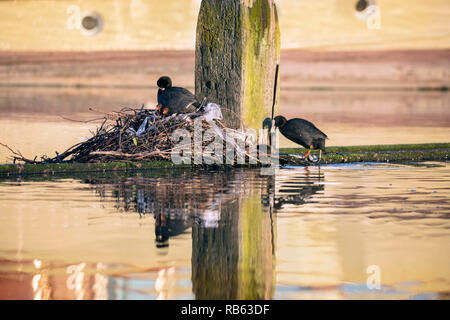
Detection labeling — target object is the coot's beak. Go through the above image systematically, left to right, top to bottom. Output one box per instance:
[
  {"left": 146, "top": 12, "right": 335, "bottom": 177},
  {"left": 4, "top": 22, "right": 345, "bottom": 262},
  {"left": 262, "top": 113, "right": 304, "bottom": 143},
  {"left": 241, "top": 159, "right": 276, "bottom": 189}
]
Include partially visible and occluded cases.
[
  {"left": 262, "top": 117, "right": 272, "bottom": 131},
  {"left": 262, "top": 117, "right": 274, "bottom": 146}
]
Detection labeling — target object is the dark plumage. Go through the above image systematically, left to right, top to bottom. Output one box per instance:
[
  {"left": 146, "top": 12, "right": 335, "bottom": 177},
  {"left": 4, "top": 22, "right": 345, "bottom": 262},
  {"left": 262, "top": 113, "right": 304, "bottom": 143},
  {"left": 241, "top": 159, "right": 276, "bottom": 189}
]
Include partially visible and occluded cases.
[
  {"left": 156, "top": 76, "right": 200, "bottom": 115},
  {"left": 266, "top": 115, "right": 328, "bottom": 161},
  {"left": 274, "top": 115, "right": 327, "bottom": 150}
]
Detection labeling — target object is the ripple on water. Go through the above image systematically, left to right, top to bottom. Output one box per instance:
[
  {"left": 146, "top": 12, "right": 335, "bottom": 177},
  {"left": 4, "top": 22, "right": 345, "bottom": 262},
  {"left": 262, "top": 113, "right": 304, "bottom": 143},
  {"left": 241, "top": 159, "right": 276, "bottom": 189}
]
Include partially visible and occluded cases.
[{"left": 0, "top": 163, "right": 449, "bottom": 299}]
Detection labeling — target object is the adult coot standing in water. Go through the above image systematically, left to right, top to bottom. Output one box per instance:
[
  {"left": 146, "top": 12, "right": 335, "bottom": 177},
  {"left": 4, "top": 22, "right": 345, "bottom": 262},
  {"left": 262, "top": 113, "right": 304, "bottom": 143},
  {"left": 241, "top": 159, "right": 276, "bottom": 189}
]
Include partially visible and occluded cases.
[
  {"left": 156, "top": 76, "right": 201, "bottom": 115},
  {"left": 264, "top": 115, "right": 328, "bottom": 162}
]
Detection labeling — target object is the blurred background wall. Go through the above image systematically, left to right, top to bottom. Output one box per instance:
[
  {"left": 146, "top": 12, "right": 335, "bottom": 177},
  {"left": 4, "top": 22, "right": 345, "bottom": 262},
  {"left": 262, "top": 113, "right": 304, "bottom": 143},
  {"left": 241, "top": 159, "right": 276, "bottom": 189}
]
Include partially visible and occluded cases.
[
  {"left": 0, "top": 0, "right": 449, "bottom": 51},
  {"left": 0, "top": 0, "right": 449, "bottom": 89}
]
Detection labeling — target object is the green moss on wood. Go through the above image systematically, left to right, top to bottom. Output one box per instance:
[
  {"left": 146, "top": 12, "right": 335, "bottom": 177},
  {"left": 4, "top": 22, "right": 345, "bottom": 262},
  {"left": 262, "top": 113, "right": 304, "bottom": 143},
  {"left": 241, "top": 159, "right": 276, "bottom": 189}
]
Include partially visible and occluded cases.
[
  {"left": 195, "top": 0, "right": 244, "bottom": 128},
  {"left": 196, "top": 0, "right": 279, "bottom": 131},
  {"left": 242, "top": 0, "right": 280, "bottom": 131},
  {"left": 247, "top": 0, "right": 271, "bottom": 57},
  {"left": 197, "top": 1, "right": 221, "bottom": 52},
  {"left": 1, "top": 143, "right": 447, "bottom": 178},
  {"left": 280, "top": 143, "right": 450, "bottom": 165},
  {"left": 281, "top": 143, "right": 450, "bottom": 154},
  {"left": 0, "top": 160, "right": 185, "bottom": 178}
]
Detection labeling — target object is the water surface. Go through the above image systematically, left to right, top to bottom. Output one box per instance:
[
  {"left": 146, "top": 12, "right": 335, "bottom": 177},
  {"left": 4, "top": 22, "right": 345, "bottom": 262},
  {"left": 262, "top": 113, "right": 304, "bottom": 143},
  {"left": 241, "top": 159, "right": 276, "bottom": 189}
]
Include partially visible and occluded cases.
[{"left": 0, "top": 163, "right": 449, "bottom": 299}]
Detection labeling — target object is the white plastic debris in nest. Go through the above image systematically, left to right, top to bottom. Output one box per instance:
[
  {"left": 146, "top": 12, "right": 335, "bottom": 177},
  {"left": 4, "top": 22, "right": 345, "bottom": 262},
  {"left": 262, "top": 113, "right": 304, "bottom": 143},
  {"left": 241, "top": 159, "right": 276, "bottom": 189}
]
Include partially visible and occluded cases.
[
  {"left": 202, "top": 102, "right": 223, "bottom": 122},
  {"left": 201, "top": 103, "right": 247, "bottom": 159},
  {"left": 201, "top": 103, "right": 224, "bottom": 140},
  {"left": 136, "top": 116, "right": 149, "bottom": 136}
]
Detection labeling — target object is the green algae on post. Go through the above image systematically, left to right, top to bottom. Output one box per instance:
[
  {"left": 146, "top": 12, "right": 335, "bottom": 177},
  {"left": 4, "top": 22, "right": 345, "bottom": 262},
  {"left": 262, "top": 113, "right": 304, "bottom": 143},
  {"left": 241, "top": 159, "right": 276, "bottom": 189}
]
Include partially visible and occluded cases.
[
  {"left": 195, "top": 0, "right": 280, "bottom": 130},
  {"left": 242, "top": 0, "right": 281, "bottom": 131}
]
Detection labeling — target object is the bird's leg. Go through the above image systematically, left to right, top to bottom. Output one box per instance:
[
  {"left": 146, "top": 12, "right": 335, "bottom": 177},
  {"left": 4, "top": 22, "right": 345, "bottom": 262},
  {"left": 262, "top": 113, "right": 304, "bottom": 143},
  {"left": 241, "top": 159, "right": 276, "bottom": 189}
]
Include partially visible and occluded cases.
[
  {"left": 156, "top": 104, "right": 162, "bottom": 111},
  {"left": 304, "top": 145, "right": 313, "bottom": 158},
  {"left": 319, "top": 149, "right": 322, "bottom": 161}
]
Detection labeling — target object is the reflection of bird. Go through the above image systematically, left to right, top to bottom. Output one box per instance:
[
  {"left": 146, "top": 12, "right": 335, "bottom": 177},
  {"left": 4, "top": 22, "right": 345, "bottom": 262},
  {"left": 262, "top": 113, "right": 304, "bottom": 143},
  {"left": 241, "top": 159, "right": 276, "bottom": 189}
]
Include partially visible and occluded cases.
[
  {"left": 156, "top": 76, "right": 201, "bottom": 116},
  {"left": 264, "top": 115, "right": 328, "bottom": 161},
  {"left": 274, "top": 168, "right": 325, "bottom": 210},
  {"left": 274, "top": 184, "right": 324, "bottom": 209},
  {"left": 154, "top": 212, "right": 191, "bottom": 248},
  {"left": 155, "top": 213, "right": 169, "bottom": 248}
]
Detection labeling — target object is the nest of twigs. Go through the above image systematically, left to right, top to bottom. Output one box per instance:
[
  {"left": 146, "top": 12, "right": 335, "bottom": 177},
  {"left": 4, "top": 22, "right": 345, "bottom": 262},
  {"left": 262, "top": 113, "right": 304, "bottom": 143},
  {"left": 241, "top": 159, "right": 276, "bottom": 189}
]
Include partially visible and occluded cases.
[{"left": 2, "top": 105, "right": 259, "bottom": 165}]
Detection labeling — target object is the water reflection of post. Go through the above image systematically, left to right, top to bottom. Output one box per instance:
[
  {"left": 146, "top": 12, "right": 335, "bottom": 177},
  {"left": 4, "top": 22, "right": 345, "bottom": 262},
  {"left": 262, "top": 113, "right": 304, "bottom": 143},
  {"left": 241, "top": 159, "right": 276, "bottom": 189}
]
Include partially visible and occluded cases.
[
  {"left": 86, "top": 170, "right": 277, "bottom": 299},
  {"left": 191, "top": 173, "right": 276, "bottom": 300},
  {"left": 191, "top": 199, "right": 240, "bottom": 299}
]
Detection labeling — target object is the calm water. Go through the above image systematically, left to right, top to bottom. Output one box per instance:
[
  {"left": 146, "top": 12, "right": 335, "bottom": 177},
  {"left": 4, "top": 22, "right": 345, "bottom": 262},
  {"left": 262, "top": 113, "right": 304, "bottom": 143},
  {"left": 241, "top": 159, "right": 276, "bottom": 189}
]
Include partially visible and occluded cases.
[
  {"left": 0, "top": 87, "right": 449, "bottom": 299},
  {"left": 0, "top": 163, "right": 449, "bottom": 300}
]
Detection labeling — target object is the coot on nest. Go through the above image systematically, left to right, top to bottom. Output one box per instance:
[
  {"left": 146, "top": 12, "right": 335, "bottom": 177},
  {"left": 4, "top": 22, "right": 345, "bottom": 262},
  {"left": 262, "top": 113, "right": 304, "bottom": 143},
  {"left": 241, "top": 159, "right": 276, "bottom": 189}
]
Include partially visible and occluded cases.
[
  {"left": 156, "top": 76, "right": 201, "bottom": 116},
  {"left": 264, "top": 115, "right": 328, "bottom": 161}
]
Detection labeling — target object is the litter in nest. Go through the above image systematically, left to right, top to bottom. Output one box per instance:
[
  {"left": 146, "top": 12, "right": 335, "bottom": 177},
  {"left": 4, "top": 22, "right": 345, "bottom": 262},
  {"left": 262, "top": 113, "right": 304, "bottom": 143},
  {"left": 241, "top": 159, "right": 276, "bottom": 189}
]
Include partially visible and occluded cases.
[{"left": 1, "top": 103, "right": 265, "bottom": 166}]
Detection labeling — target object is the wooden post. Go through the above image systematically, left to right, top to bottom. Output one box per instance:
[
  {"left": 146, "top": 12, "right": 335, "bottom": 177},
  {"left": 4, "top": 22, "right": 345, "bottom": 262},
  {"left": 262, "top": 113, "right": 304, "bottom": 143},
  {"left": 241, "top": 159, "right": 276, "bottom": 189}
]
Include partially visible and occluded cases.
[{"left": 195, "top": 0, "right": 280, "bottom": 130}]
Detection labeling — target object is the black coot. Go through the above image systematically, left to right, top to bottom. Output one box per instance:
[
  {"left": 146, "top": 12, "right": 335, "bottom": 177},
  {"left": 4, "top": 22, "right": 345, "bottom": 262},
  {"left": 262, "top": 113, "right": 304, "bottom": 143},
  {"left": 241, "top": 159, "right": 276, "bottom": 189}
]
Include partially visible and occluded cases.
[
  {"left": 156, "top": 76, "right": 201, "bottom": 115},
  {"left": 271, "top": 115, "right": 328, "bottom": 160}
]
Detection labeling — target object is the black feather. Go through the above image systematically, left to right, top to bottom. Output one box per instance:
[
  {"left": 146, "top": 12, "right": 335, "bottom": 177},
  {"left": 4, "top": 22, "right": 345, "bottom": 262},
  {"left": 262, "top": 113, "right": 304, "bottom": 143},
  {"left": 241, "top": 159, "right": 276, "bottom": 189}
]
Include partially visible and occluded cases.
[
  {"left": 157, "top": 76, "right": 199, "bottom": 115},
  {"left": 274, "top": 116, "right": 327, "bottom": 151}
]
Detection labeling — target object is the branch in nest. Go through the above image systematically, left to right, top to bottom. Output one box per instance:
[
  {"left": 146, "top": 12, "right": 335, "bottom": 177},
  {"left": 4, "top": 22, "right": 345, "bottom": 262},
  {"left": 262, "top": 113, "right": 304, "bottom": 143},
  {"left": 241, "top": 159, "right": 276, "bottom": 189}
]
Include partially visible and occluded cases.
[
  {"left": 0, "top": 142, "right": 39, "bottom": 164},
  {"left": 89, "top": 150, "right": 170, "bottom": 158}
]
